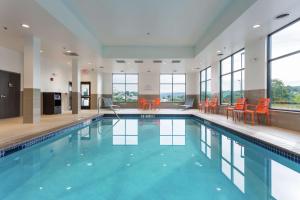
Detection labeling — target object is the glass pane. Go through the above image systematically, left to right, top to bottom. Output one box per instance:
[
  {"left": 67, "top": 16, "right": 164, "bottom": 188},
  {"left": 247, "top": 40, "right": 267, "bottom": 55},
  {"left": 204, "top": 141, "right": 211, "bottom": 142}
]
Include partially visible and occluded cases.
[
  {"left": 271, "top": 20, "right": 300, "bottom": 59},
  {"left": 233, "top": 50, "right": 245, "bottom": 71},
  {"left": 270, "top": 53, "right": 300, "bottom": 110},
  {"left": 221, "top": 57, "right": 232, "bottom": 75},
  {"left": 207, "top": 67, "right": 211, "bottom": 80},
  {"left": 201, "top": 70, "right": 206, "bottom": 82},
  {"left": 233, "top": 71, "right": 243, "bottom": 102},
  {"left": 113, "top": 74, "right": 125, "bottom": 83},
  {"left": 126, "top": 74, "right": 138, "bottom": 84},
  {"left": 160, "top": 74, "right": 172, "bottom": 83},
  {"left": 173, "top": 74, "right": 185, "bottom": 84},
  {"left": 221, "top": 74, "right": 232, "bottom": 104},
  {"left": 207, "top": 80, "right": 211, "bottom": 99},
  {"left": 200, "top": 82, "right": 206, "bottom": 101},
  {"left": 81, "top": 84, "right": 90, "bottom": 96},
  {"left": 113, "top": 84, "right": 125, "bottom": 102},
  {"left": 126, "top": 84, "right": 138, "bottom": 102},
  {"left": 160, "top": 84, "right": 172, "bottom": 102},
  {"left": 173, "top": 84, "right": 185, "bottom": 102},
  {"left": 81, "top": 98, "right": 90, "bottom": 106},
  {"left": 160, "top": 120, "right": 172, "bottom": 135},
  {"left": 173, "top": 120, "right": 185, "bottom": 135}
]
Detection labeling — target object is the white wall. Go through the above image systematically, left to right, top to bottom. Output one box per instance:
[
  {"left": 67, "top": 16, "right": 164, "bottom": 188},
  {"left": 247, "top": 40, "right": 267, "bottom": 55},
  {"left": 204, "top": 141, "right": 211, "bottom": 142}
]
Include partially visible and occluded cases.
[
  {"left": 245, "top": 38, "right": 267, "bottom": 90},
  {"left": 0, "top": 46, "right": 23, "bottom": 89},
  {"left": 40, "top": 57, "right": 71, "bottom": 93}
]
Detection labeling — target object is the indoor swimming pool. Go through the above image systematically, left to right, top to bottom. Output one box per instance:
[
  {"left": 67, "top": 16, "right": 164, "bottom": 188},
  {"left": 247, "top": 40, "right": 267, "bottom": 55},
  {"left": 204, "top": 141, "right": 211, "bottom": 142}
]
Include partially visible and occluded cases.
[{"left": 0, "top": 116, "right": 299, "bottom": 200}]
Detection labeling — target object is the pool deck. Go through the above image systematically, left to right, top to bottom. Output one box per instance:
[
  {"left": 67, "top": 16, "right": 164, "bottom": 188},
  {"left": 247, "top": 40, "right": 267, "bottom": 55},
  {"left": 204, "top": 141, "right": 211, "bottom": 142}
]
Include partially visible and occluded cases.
[{"left": 0, "top": 109, "right": 300, "bottom": 156}]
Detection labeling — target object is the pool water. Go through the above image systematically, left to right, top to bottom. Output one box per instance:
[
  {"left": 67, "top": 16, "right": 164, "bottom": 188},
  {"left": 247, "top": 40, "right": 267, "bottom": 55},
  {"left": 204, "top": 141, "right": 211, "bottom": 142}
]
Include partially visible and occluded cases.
[{"left": 0, "top": 117, "right": 300, "bottom": 200}]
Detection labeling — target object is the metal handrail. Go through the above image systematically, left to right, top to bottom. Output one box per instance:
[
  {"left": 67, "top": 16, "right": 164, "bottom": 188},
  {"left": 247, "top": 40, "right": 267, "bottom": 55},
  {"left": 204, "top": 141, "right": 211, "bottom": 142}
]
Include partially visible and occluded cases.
[{"left": 97, "top": 97, "right": 120, "bottom": 120}]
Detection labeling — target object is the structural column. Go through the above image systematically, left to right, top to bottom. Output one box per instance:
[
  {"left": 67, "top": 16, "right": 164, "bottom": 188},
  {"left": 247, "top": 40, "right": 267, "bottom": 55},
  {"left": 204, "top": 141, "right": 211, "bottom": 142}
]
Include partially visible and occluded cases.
[
  {"left": 23, "top": 36, "right": 41, "bottom": 123},
  {"left": 72, "top": 58, "right": 80, "bottom": 114}
]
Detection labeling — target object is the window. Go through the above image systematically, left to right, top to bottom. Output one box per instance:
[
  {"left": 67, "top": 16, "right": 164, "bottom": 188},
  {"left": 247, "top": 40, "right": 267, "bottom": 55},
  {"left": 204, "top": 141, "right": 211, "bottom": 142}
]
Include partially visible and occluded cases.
[
  {"left": 268, "top": 19, "right": 300, "bottom": 111},
  {"left": 220, "top": 49, "right": 245, "bottom": 104},
  {"left": 200, "top": 67, "right": 212, "bottom": 101},
  {"left": 112, "top": 74, "right": 138, "bottom": 103},
  {"left": 160, "top": 74, "right": 186, "bottom": 102}
]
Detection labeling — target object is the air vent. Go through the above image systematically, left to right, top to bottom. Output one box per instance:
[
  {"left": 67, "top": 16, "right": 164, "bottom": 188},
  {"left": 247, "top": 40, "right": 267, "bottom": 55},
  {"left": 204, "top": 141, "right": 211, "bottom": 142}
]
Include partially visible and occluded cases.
[
  {"left": 275, "top": 13, "right": 290, "bottom": 20},
  {"left": 63, "top": 52, "right": 79, "bottom": 56},
  {"left": 217, "top": 53, "right": 224, "bottom": 56},
  {"left": 116, "top": 60, "right": 126, "bottom": 63},
  {"left": 134, "top": 60, "right": 144, "bottom": 64},
  {"left": 153, "top": 60, "right": 162, "bottom": 63},
  {"left": 172, "top": 60, "right": 181, "bottom": 64}
]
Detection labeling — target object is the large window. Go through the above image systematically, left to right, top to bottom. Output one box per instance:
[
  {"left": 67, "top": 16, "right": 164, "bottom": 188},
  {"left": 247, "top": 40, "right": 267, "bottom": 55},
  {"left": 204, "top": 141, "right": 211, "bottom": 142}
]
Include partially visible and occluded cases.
[
  {"left": 268, "top": 19, "right": 300, "bottom": 111},
  {"left": 220, "top": 49, "right": 245, "bottom": 104},
  {"left": 200, "top": 67, "right": 212, "bottom": 101},
  {"left": 112, "top": 74, "right": 138, "bottom": 103},
  {"left": 160, "top": 74, "right": 186, "bottom": 102}
]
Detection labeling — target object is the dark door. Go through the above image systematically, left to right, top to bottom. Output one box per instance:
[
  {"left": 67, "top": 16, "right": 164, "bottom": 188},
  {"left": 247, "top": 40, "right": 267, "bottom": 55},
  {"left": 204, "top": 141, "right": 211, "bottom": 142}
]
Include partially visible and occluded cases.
[
  {"left": 0, "top": 70, "right": 20, "bottom": 119},
  {"left": 0, "top": 70, "right": 9, "bottom": 118},
  {"left": 68, "top": 82, "right": 72, "bottom": 110},
  {"left": 81, "top": 82, "right": 91, "bottom": 109}
]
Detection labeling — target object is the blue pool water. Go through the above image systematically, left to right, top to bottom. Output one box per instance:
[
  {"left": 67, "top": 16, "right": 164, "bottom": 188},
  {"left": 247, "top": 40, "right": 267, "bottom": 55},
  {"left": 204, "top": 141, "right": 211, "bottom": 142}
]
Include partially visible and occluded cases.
[{"left": 0, "top": 117, "right": 300, "bottom": 200}]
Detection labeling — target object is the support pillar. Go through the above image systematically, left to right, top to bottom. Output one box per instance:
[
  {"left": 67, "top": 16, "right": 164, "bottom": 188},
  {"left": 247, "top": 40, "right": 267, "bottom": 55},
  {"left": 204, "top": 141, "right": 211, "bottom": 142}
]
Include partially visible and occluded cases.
[
  {"left": 23, "top": 36, "right": 41, "bottom": 123},
  {"left": 72, "top": 58, "right": 80, "bottom": 114}
]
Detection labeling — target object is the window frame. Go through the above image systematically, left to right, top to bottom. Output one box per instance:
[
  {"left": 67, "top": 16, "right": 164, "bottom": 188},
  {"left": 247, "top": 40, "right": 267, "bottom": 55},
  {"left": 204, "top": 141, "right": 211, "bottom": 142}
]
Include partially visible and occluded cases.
[
  {"left": 267, "top": 18, "right": 300, "bottom": 112},
  {"left": 220, "top": 49, "right": 245, "bottom": 105},
  {"left": 200, "top": 66, "right": 212, "bottom": 101},
  {"left": 112, "top": 73, "right": 139, "bottom": 103},
  {"left": 160, "top": 73, "right": 186, "bottom": 103}
]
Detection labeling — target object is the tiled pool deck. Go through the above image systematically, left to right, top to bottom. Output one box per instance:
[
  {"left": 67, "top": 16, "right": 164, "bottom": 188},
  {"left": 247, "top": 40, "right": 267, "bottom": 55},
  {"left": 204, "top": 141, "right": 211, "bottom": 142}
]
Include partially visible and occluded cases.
[{"left": 0, "top": 109, "right": 300, "bottom": 157}]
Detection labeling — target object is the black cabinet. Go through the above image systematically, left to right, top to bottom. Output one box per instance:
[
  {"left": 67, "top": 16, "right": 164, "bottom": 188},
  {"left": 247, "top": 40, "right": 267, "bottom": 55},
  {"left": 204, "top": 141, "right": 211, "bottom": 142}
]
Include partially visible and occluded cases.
[
  {"left": 0, "top": 70, "right": 20, "bottom": 119},
  {"left": 43, "top": 92, "right": 62, "bottom": 115}
]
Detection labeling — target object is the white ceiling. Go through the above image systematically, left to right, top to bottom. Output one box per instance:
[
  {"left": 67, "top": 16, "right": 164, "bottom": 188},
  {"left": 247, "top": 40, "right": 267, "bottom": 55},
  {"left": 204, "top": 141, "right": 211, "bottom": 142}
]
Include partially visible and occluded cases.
[
  {"left": 0, "top": 0, "right": 101, "bottom": 67},
  {"left": 62, "top": 0, "right": 235, "bottom": 47}
]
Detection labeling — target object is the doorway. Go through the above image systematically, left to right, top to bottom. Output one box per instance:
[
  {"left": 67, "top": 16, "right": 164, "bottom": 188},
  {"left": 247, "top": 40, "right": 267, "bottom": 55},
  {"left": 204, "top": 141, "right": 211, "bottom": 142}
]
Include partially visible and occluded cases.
[{"left": 81, "top": 82, "right": 91, "bottom": 109}]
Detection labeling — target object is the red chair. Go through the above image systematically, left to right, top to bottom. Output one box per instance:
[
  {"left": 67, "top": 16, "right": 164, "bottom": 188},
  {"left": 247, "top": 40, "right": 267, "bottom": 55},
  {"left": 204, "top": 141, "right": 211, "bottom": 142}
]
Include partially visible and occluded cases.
[
  {"left": 208, "top": 97, "right": 218, "bottom": 113},
  {"left": 138, "top": 98, "right": 149, "bottom": 109},
  {"left": 151, "top": 98, "right": 161, "bottom": 110},
  {"left": 225, "top": 98, "right": 247, "bottom": 120},
  {"left": 244, "top": 98, "right": 271, "bottom": 125}
]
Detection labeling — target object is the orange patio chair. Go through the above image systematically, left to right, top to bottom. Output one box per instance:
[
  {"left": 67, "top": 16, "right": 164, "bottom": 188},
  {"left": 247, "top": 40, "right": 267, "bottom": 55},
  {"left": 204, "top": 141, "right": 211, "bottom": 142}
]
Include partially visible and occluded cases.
[
  {"left": 208, "top": 97, "right": 218, "bottom": 114},
  {"left": 138, "top": 98, "right": 149, "bottom": 109},
  {"left": 151, "top": 98, "right": 161, "bottom": 110},
  {"left": 225, "top": 98, "right": 247, "bottom": 120},
  {"left": 244, "top": 98, "right": 271, "bottom": 125}
]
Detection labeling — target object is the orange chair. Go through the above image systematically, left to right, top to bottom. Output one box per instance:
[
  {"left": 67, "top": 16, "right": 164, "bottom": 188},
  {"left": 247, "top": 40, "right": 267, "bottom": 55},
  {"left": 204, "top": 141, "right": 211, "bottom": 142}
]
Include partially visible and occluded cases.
[
  {"left": 208, "top": 97, "right": 218, "bottom": 113},
  {"left": 138, "top": 98, "right": 149, "bottom": 109},
  {"left": 151, "top": 98, "right": 161, "bottom": 110},
  {"left": 225, "top": 98, "right": 247, "bottom": 120},
  {"left": 244, "top": 98, "right": 271, "bottom": 125},
  {"left": 198, "top": 100, "right": 206, "bottom": 112}
]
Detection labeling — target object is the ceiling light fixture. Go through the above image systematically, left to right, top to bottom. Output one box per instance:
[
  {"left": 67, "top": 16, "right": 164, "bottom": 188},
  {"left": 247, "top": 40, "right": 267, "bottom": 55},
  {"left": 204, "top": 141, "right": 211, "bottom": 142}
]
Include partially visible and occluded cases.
[
  {"left": 21, "top": 24, "right": 30, "bottom": 29},
  {"left": 252, "top": 24, "right": 261, "bottom": 29},
  {"left": 40, "top": 50, "right": 44, "bottom": 53},
  {"left": 66, "top": 50, "right": 72, "bottom": 53},
  {"left": 217, "top": 50, "right": 222, "bottom": 54}
]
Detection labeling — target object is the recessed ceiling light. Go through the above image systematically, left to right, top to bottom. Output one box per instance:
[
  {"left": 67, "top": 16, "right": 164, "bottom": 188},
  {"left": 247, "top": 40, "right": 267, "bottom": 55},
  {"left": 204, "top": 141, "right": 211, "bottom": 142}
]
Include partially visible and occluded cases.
[
  {"left": 275, "top": 13, "right": 290, "bottom": 20},
  {"left": 21, "top": 24, "right": 30, "bottom": 29},
  {"left": 253, "top": 24, "right": 261, "bottom": 29},
  {"left": 40, "top": 50, "right": 44, "bottom": 53},
  {"left": 66, "top": 50, "right": 72, "bottom": 53},
  {"left": 217, "top": 50, "right": 222, "bottom": 54},
  {"left": 67, "top": 62, "right": 71, "bottom": 65},
  {"left": 88, "top": 62, "right": 92, "bottom": 65}
]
